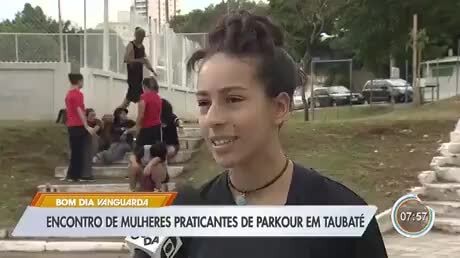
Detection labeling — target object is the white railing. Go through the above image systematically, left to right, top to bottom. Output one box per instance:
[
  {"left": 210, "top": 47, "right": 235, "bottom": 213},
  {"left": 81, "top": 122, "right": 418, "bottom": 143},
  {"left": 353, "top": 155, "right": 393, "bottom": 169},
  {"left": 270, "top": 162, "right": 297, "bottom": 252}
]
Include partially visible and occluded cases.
[
  {"left": 0, "top": 28, "right": 207, "bottom": 89},
  {"left": 0, "top": 32, "right": 126, "bottom": 74}
]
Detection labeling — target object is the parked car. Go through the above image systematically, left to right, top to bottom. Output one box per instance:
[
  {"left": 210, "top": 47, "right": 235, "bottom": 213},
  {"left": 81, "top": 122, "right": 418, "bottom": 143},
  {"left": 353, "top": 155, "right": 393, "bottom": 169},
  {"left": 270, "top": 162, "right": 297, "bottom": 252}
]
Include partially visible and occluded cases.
[
  {"left": 362, "top": 79, "right": 413, "bottom": 103},
  {"left": 326, "top": 86, "right": 365, "bottom": 105},
  {"left": 307, "top": 87, "right": 335, "bottom": 107},
  {"left": 293, "top": 88, "right": 307, "bottom": 109}
]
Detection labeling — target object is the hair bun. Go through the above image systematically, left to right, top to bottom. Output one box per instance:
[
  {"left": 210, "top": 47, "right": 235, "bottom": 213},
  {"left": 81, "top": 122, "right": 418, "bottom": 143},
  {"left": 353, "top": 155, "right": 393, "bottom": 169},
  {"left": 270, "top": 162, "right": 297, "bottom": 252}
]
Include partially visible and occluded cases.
[{"left": 208, "top": 10, "right": 284, "bottom": 56}]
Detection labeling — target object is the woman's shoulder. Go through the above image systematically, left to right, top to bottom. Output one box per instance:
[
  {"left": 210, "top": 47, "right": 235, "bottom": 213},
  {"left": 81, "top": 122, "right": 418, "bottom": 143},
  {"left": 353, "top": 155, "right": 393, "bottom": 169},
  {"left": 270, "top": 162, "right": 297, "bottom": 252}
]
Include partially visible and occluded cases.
[
  {"left": 291, "top": 163, "right": 367, "bottom": 205},
  {"left": 173, "top": 164, "right": 368, "bottom": 206},
  {"left": 173, "top": 172, "right": 228, "bottom": 205}
]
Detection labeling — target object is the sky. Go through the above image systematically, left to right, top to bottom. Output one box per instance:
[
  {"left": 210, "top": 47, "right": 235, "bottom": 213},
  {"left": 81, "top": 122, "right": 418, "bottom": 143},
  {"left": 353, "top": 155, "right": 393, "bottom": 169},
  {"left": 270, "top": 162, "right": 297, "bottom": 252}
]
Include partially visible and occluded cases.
[{"left": 0, "top": 0, "right": 228, "bottom": 28}]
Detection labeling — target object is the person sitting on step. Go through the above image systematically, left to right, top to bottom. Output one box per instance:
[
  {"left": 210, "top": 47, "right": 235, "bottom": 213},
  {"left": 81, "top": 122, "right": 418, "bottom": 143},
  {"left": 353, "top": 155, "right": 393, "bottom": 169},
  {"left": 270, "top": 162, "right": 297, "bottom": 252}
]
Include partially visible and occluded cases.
[
  {"left": 94, "top": 107, "right": 136, "bottom": 164},
  {"left": 80, "top": 108, "right": 103, "bottom": 182},
  {"left": 129, "top": 143, "right": 170, "bottom": 192}
]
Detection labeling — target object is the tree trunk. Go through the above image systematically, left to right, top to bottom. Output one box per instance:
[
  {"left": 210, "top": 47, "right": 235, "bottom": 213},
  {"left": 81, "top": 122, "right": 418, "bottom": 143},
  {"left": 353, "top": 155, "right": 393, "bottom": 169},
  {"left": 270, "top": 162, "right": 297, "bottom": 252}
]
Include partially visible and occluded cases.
[
  {"left": 416, "top": 47, "right": 423, "bottom": 104},
  {"left": 417, "top": 47, "right": 422, "bottom": 81},
  {"left": 301, "top": 51, "right": 311, "bottom": 122}
]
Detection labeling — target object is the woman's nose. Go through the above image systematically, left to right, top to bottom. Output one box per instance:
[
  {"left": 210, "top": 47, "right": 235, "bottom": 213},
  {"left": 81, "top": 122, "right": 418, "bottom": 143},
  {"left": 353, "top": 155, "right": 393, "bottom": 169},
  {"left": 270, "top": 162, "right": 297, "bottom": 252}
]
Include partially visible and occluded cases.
[{"left": 203, "top": 104, "right": 226, "bottom": 127}]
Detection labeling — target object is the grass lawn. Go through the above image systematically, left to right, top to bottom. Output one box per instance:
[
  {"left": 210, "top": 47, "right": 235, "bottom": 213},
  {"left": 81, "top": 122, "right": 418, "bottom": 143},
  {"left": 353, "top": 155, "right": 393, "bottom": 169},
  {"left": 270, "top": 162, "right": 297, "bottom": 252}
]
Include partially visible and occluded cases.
[
  {"left": 1, "top": 98, "right": 460, "bottom": 227},
  {"left": 185, "top": 98, "right": 460, "bottom": 212},
  {"left": 0, "top": 122, "right": 68, "bottom": 227}
]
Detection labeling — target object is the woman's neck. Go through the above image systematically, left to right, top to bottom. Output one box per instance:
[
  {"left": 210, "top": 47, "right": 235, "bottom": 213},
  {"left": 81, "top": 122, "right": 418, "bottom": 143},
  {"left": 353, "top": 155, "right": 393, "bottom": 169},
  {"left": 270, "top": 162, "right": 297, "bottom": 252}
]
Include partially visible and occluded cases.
[{"left": 229, "top": 139, "right": 288, "bottom": 191}]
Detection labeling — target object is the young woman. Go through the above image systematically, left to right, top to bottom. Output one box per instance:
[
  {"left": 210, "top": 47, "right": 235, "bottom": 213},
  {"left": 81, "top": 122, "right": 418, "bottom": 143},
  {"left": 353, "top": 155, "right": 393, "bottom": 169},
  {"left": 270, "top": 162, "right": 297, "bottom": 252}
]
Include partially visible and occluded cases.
[
  {"left": 134, "top": 11, "right": 387, "bottom": 258},
  {"left": 94, "top": 108, "right": 136, "bottom": 164},
  {"left": 129, "top": 143, "right": 170, "bottom": 192}
]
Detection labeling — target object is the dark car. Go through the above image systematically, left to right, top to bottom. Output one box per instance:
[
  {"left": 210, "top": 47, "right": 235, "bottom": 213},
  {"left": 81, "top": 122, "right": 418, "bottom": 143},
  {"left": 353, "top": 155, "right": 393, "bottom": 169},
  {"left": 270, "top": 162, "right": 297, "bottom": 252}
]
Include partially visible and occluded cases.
[
  {"left": 362, "top": 79, "right": 413, "bottom": 103},
  {"left": 327, "top": 86, "right": 365, "bottom": 105},
  {"left": 307, "top": 87, "right": 334, "bottom": 107}
]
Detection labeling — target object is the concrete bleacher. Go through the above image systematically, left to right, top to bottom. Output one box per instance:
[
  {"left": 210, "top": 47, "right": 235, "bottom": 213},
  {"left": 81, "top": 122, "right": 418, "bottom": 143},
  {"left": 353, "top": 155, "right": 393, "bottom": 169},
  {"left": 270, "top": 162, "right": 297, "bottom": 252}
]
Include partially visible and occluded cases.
[{"left": 38, "top": 127, "right": 202, "bottom": 193}]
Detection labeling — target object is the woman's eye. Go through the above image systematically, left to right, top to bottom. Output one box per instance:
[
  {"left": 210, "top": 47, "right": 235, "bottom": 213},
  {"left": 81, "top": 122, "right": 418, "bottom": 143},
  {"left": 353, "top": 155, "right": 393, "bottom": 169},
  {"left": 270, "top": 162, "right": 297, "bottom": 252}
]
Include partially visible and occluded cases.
[
  {"left": 228, "top": 96, "right": 243, "bottom": 103},
  {"left": 197, "top": 100, "right": 210, "bottom": 107}
]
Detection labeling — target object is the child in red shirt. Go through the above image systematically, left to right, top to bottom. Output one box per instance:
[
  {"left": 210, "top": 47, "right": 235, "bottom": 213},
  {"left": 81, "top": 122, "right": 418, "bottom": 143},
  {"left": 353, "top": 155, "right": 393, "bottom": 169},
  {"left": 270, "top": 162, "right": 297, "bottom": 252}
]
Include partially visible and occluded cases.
[{"left": 64, "top": 73, "right": 96, "bottom": 182}]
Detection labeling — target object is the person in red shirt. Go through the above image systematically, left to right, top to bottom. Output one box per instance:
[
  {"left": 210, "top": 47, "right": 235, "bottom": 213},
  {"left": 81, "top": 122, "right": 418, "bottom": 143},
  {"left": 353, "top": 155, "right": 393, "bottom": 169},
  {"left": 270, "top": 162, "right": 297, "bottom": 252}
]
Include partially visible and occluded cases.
[
  {"left": 64, "top": 73, "right": 96, "bottom": 182},
  {"left": 127, "top": 77, "right": 162, "bottom": 190},
  {"left": 129, "top": 77, "right": 163, "bottom": 148}
]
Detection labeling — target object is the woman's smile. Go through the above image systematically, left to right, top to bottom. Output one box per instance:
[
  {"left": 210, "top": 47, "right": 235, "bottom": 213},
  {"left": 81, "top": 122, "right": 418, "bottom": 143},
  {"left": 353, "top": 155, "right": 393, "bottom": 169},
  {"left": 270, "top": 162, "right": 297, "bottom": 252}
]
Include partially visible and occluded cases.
[{"left": 209, "top": 135, "right": 239, "bottom": 152}]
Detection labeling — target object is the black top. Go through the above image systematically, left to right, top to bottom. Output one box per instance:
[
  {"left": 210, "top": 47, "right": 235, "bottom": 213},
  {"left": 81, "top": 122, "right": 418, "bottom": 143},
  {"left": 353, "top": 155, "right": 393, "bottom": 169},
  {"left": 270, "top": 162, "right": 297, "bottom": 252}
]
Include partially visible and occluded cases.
[
  {"left": 127, "top": 41, "right": 146, "bottom": 84},
  {"left": 161, "top": 99, "right": 179, "bottom": 146},
  {"left": 111, "top": 119, "right": 136, "bottom": 143},
  {"left": 135, "top": 164, "right": 388, "bottom": 258}
]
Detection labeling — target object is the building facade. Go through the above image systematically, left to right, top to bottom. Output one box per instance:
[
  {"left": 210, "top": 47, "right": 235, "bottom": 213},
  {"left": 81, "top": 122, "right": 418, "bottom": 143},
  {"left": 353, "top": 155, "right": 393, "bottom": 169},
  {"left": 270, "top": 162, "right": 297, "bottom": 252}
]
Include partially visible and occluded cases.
[
  {"left": 133, "top": 0, "right": 181, "bottom": 29},
  {"left": 134, "top": 0, "right": 148, "bottom": 17}
]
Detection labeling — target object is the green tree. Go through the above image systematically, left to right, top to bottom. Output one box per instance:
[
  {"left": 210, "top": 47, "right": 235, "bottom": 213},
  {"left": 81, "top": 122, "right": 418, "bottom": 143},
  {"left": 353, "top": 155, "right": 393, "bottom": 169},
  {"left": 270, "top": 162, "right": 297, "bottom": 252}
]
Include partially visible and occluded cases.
[
  {"left": 170, "top": 0, "right": 269, "bottom": 33},
  {"left": 269, "top": 0, "right": 342, "bottom": 121},
  {"left": 337, "top": 0, "right": 460, "bottom": 77},
  {"left": 0, "top": 3, "right": 78, "bottom": 62}
]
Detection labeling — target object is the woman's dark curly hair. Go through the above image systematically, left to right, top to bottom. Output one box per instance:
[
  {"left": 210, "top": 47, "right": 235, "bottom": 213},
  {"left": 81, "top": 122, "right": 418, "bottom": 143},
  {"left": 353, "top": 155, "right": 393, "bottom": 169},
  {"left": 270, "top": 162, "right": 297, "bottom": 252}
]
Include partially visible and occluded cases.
[{"left": 186, "top": 10, "right": 298, "bottom": 100}]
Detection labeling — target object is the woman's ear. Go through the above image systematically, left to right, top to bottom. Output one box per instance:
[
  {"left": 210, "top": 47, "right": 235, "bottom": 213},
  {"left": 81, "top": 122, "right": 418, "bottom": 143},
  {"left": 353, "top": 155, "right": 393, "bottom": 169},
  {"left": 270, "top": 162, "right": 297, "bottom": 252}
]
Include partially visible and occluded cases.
[{"left": 272, "top": 92, "right": 291, "bottom": 127}]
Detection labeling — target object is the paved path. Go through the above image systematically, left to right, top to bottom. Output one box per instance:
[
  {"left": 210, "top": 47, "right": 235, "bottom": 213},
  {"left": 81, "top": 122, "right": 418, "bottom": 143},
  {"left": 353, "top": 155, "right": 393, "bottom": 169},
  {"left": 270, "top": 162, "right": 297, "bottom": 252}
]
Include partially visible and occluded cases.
[
  {"left": 1, "top": 231, "right": 458, "bottom": 258},
  {"left": 384, "top": 231, "right": 460, "bottom": 257},
  {"left": 0, "top": 253, "right": 130, "bottom": 258}
]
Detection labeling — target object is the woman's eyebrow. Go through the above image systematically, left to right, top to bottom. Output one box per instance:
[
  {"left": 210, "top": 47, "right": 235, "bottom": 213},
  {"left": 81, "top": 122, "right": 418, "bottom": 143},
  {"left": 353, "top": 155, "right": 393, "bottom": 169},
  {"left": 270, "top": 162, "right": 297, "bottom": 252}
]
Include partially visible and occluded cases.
[
  {"left": 196, "top": 86, "right": 248, "bottom": 97},
  {"left": 221, "top": 86, "right": 247, "bottom": 93},
  {"left": 196, "top": 90, "right": 208, "bottom": 97}
]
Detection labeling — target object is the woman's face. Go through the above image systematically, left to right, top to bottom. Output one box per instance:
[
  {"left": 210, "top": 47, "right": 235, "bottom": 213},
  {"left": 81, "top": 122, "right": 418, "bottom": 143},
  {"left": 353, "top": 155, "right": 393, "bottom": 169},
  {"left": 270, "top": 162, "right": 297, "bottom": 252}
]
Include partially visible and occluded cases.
[
  {"left": 196, "top": 53, "right": 289, "bottom": 168},
  {"left": 87, "top": 111, "right": 96, "bottom": 122},
  {"left": 119, "top": 111, "right": 128, "bottom": 121}
]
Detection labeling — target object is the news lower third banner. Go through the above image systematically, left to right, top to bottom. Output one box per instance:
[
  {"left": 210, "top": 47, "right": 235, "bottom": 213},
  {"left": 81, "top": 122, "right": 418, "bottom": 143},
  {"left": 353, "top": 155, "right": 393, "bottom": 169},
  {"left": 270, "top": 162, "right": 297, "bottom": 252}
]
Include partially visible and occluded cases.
[{"left": 12, "top": 193, "right": 377, "bottom": 237}]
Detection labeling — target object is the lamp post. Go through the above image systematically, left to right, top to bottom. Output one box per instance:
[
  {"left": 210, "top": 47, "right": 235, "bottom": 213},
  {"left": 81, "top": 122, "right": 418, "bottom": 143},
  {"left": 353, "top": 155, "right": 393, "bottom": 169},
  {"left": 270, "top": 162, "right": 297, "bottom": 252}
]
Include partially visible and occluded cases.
[{"left": 103, "top": 0, "right": 110, "bottom": 71}]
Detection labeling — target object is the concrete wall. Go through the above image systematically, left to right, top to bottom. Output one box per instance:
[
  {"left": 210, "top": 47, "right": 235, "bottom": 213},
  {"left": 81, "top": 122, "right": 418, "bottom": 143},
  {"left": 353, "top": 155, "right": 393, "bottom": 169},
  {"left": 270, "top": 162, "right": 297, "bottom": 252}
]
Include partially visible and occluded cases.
[
  {"left": 0, "top": 62, "right": 70, "bottom": 120},
  {"left": 80, "top": 68, "right": 198, "bottom": 120}
]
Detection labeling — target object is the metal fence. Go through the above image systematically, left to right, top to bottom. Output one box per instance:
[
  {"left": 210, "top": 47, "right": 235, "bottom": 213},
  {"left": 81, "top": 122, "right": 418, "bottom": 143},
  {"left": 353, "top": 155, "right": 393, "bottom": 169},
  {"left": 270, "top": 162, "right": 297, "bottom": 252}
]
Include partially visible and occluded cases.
[
  {"left": 151, "top": 27, "right": 207, "bottom": 89},
  {"left": 0, "top": 29, "right": 208, "bottom": 89},
  {"left": 0, "top": 32, "right": 126, "bottom": 73}
]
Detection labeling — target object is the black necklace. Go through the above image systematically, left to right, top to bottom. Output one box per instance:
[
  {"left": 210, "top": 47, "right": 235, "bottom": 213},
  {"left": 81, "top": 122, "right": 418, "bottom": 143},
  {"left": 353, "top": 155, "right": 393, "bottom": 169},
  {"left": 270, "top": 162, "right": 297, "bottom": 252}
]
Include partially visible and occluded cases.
[{"left": 228, "top": 158, "right": 290, "bottom": 205}]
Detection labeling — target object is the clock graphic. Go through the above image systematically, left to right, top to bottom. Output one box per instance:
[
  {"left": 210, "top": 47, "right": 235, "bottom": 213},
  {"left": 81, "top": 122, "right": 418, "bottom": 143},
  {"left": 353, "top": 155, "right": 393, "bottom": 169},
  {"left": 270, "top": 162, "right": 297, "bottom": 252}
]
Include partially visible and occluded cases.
[{"left": 391, "top": 193, "right": 435, "bottom": 238}]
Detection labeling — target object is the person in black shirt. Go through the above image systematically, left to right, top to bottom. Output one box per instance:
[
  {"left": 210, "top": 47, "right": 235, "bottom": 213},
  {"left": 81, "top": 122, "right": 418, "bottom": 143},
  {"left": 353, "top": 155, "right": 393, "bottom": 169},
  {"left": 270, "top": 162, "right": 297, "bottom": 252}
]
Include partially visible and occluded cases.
[
  {"left": 133, "top": 11, "right": 387, "bottom": 258},
  {"left": 120, "top": 27, "right": 158, "bottom": 109},
  {"left": 94, "top": 108, "right": 135, "bottom": 164}
]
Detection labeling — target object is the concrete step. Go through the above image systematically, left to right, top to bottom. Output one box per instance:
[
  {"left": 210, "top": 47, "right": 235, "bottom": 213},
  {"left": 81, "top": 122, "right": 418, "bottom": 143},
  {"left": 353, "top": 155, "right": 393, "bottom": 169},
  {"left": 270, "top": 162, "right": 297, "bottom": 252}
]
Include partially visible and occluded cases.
[
  {"left": 178, "top": 127, "right": 201, "bottom": 138},
  {"left": 451, "top": 131, "right": 460, "bottom": 143},
  {"left": 179, "top": 137, "right": 204, "bottom": 151},
  {"left": 443, "top": 143, "right": 460, "bottom": 154},
  {"left": 117, "top": 149, "right": 197, "bottom": 165},
  {"left": 168, "top": 149, "right": 198, "bottom": 164},
  {"left": 431, "top": 156, "right": 460, "bottom": 168},
  {"left": 55, "top": 165, "right": 184, "bottom": 179},
  {"left": 434, "top": 166, "right": 460, "bottom": 183},
  {"left": 418, "top": 171, "right": 437, "bottom": 185},
  {"left": 37, "top": 181, "right": 178, "bottom": 193},
  {"left": 37, "top": 183, "right": 130, "bottom": 193},
  {"left": 421, "top": 183, "right": 460, "bottom": 201},
  {"left": 424, "top": 201, "right": 460, "bottom": 219},
  {"left": 434, "top": 217, "right": 460, "bottom": 233}
]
